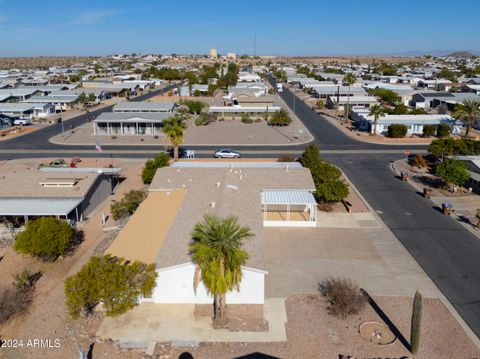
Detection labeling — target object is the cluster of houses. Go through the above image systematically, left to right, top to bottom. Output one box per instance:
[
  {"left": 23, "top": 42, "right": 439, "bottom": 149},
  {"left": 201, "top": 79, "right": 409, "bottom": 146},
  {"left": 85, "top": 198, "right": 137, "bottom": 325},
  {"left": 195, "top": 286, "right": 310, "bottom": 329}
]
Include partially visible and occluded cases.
[
  {"left": 281, "top": 58, "right": 480, "bottom": 136},
  {"left": 0, "top": 65, "right": 160, "bottom": 129}
]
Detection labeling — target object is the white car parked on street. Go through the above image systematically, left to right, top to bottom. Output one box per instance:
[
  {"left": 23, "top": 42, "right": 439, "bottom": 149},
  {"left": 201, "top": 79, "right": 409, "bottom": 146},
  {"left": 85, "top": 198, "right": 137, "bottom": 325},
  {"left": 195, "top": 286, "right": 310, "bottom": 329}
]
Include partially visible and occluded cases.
[{"left": 214, "top": 148, "right": 241, "bottom": 158}]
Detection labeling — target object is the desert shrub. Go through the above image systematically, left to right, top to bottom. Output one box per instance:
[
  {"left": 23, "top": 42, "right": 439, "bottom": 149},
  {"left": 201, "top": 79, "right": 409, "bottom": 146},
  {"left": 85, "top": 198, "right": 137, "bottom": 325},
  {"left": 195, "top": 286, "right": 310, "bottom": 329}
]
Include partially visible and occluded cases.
[
  {"left": 316, "top": 100, "right": 324, "bottom": 110},
  {"left": 268, "top": 109, "right": 292, "bottom": 126},
  {"left": 195, "top": 112, "right": 210, "bottom": 126},
  {"left": 241, "top": 114, "right": 253, "bottom": 124},
  {"left": 436, "top": 123, "right": 450, "bottom": 138},
  {"left": 388, "top": 124, "right": 408, "bottom": 138},
  {"left": 422, "top": 125, "right": 437, "bottom": 137},
  {"left": 111, "top": 135, "right": 117, "bottom": 139},
  {"left": 141, "top": 152, "right": 170, "bottom": 184},
  {"left": 411, "top": 154, "right": 427, "bottom": 168},
  {"left": 315, "top": 178, "right": 349, "bottom": 203},
  {"left": 110, "top": 189, "right": 146, "bottom": 220},
  {"left": 14, "top": 217, "right": 75, "bottom": 261},
  {"left": 64, "top": 255, "right": 157, "bottom": 318},
  {"left": 13, "top": 270, "right": 41, "bottom": 291},
  {"left": 320, "top": 278, "right": 366, "bottom": 318},
  {"left": 0, "top": 287, "right": 33, "bottom": 324}
]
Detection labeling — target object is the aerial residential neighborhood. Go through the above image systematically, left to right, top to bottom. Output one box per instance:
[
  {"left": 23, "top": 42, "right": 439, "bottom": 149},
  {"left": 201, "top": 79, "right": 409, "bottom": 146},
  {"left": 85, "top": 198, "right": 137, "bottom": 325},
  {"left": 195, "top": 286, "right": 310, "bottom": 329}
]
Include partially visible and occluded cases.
[{"left": 1, "top": 1, "right": 480, "bottom": 359}]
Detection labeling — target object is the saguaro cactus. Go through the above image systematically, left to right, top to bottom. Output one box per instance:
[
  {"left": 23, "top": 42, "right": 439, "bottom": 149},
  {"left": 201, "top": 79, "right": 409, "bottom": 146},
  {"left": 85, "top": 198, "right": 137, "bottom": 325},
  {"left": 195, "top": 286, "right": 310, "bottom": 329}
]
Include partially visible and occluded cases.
[{"left": 410, "top": 290, "right": 423, "bottom": 354}]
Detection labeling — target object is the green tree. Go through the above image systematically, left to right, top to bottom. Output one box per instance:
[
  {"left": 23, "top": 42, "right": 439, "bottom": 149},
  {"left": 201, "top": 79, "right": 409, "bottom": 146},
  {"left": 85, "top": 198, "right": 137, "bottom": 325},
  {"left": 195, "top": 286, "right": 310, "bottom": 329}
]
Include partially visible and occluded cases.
[
  {"left": 436, "top": 68, "right": 458, "bottom": 82},
  {"left": 343, "top": 73, "right": 356, "bottom": 115},
  {"left": 367, "top": 88, "right": 399, "bottom": 105},
  {"left": 87, "top": 93, "right": 96, "bottom": 103},
  {"left": 180, "top": 100, "right": 207, "bottom": 115},
  {"left": 452, "top": 100, "right": 480, "bottom": 136},
  {"left": 369, "top": 104, "right": 385, "bottom": 135},
  {"left": 268, "top": 109, "right": 292, "bottom": 126},
  {"left": 162, "top": 115, "right": 187, "bottom": 161},
  {"left": 300, "top": 144, "right": 322, "bottom": 169},
  {"left": 300, "top": 145, "right": 349, "bottom": 203},
  {"left": 141, "top": 153, "right": 170, "bottom": 184},
  {"left": 436, "top": 159, "right": 469, "bottom": 190},
  {"left": 110, "top": 189, "right": 146, "bottom": 220},
  {"left": 190, "top": 215, "right": 252, "bottom": 324},
  {"left": 14, "top": 217, "right": 75, "bottom": 261},
  {"left": 64, "top": 255, "right": 157, "bottom": 319}
]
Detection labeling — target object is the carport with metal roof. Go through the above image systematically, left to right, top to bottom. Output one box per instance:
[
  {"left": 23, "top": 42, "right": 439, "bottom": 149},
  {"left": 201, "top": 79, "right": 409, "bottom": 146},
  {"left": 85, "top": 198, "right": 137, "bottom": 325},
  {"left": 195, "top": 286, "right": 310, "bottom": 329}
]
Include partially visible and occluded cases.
[
  {"left": 261, "top": 189, "right": 317, "bottom": 227},
  {"left": 0, "top": 197, "right": 83, "bottom": 224}
]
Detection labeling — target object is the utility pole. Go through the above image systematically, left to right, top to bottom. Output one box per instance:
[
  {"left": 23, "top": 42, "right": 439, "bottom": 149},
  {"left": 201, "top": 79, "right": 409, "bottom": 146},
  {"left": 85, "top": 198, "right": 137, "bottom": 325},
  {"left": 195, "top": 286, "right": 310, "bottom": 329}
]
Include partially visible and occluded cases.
[{"left": 292, "top": 89, "right": 296, "bottom": 139}]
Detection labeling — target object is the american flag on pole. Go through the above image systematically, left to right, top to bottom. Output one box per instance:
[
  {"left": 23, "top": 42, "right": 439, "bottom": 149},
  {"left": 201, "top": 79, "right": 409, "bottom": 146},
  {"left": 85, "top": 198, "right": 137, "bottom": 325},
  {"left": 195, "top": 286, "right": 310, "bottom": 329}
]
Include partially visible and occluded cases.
[{"left": 95, "top": 141, "right": 103, "bottom": 152}]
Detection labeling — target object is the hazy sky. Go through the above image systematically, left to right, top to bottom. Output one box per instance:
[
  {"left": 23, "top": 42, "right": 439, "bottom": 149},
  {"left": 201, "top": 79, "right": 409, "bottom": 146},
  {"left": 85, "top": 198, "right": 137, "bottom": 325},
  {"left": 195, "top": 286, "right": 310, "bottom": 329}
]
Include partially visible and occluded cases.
[{"left": 0, "top": 0, "right": 479, "bottom": 57}]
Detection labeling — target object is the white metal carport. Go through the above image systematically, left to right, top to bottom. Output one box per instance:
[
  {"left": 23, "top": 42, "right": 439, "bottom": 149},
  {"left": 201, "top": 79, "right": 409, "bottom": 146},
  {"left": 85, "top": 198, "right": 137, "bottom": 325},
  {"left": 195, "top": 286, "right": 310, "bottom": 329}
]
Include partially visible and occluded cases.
[{"left": 261, "top": 190, "right": 317, "bottom": 227}]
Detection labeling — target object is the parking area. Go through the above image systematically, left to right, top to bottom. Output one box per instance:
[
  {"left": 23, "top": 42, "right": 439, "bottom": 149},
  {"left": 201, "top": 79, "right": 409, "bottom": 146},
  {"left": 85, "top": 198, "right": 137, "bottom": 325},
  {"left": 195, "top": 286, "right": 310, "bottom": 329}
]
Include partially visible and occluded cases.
[{"left": 264, "top": 225, "right": 441, "bottom": 299}]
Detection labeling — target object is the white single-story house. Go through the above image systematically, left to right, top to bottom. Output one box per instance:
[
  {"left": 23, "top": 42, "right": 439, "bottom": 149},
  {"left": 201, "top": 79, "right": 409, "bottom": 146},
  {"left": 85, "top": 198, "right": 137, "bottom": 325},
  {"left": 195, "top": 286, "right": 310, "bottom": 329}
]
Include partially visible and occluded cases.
[
  {"left": 238, "top": 72, "right": 261, "bottom": 83},
  {"left": 311, "top": 85, "right": 367, "bottom": 99},
  {"left": 0, "top": 88, "right": 43, "bottom": 102},
  {"left": 22, "top": 95, "right": 80, "bottom": 112},
  {"left": 326, "top": 95, "right": 378, "bottom": 110},
  {"left": 113, "top": 101, "right": 176, "bottom": 113},
  {"left": 0, "top": 103, "right": 55, "bottom": 118},
  {"left": 209, "top": 105, "right": 281, "bottom": 119},
  {"left": 352, "top": 110, "right": 462, "bottom": 135},
  {"left": 93, "top": 112, "right": 171, "bottom": 135},
  {"left": 106, "top": 161, "right": 316, "bottom": 305}
]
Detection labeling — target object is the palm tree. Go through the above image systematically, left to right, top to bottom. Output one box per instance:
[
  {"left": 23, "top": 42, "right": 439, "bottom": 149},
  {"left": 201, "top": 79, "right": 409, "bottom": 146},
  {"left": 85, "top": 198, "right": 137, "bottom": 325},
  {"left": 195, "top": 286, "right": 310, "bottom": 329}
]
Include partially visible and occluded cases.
[
  {"left": 343, "top": 73, "right": 356, "bottom": 118},
  {"left": 452, "top": 99, "right": 480, "bottom": 136},
  {"left": 369, "top": 104, "right": 385, "bottom": 136},
  {"left": 161, "top": 115, "right": 187, "bottom": 161},
  {"left": 190, "top": 214, "right": 252, "bottom": 325}
]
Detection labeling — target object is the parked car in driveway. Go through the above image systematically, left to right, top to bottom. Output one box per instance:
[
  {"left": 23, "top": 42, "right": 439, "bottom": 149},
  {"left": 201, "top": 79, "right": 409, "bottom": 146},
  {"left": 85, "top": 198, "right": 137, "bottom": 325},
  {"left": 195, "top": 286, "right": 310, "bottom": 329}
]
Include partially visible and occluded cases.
[
  {"left": 13, "top": 118, "right": 32, "bottom": 126},
  {"left": 214, "top": 148, "right": 241, "bottom": 158}
]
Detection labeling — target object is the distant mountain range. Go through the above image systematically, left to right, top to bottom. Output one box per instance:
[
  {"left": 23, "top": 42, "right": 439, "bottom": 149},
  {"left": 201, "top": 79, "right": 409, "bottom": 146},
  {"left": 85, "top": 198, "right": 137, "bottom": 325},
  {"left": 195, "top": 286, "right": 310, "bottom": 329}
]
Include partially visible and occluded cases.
[{"left": 396, "top": 49, "right": 479, "bottom": 57}]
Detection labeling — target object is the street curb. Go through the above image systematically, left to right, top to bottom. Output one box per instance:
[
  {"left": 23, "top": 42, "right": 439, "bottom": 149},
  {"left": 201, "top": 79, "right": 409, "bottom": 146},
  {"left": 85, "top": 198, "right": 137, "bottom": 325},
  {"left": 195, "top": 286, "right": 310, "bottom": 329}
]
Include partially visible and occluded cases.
[{"left": 389, "top": 160, "right": 480, "bottom": 347}]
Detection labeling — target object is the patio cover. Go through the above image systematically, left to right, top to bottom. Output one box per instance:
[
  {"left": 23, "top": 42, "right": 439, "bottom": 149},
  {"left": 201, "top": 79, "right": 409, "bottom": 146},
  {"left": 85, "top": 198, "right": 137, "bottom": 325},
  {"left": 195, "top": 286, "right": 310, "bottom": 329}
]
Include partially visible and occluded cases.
[{"left": 261, "top": 190, "right": 316, "bottom": 205}]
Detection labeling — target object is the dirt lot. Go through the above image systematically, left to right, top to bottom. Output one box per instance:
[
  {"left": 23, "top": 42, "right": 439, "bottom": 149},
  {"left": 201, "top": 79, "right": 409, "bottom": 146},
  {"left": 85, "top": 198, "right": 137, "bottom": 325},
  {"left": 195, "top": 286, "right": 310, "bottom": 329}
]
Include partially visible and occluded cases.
[{"left": 156, "top": 294, "right": 479, "bottom": 359}]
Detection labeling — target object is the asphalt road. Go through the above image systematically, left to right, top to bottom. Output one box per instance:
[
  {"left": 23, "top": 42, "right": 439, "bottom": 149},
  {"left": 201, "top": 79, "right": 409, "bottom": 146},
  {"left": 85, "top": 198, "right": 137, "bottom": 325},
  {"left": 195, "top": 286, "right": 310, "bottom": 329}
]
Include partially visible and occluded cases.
[{"left": 0, "top": 79, "right": 479, "bottom": 338}]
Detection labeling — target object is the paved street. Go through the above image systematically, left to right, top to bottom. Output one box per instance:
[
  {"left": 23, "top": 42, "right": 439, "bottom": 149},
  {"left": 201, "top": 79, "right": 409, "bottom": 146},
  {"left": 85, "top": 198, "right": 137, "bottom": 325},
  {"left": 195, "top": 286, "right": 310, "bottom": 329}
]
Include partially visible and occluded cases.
[{"left": 0, "top": 79, "right": 479, "bottom": 338}]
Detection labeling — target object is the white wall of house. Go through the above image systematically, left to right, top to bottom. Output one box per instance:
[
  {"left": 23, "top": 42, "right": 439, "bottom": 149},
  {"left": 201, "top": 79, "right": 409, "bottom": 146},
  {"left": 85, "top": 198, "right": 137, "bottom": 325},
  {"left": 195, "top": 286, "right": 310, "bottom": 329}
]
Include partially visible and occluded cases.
[{"left": 148, "top": 262, "right": 266, "bottom": 304}]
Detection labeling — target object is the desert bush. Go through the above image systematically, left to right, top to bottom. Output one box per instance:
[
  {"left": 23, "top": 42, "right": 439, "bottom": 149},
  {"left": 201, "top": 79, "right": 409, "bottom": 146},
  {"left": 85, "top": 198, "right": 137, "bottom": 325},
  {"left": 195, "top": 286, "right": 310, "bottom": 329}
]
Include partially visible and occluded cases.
[
  {"left": 195, "top": 112, "right": 210, "bottom": 126},
  {"left": 241, "top": 114, "right": 253, "bottom": 124},
  {"left": 436, "top": 123, "right": 451, "bottom": 138},
  {"left": 388, "top": 124, "right": 408, "bottom": 138},
  {"left": 422, "top": 125, "right": 437, "bottom": 137},
  {"left": 111, "top": 135, "right": 117, "bottom": 139},
  {"left": 141, "top": 152, "right": 170, "bottom": 184},
  {"left": 411, "top": 154, "right": 427, "bottom": 168},
  {"left": 110, "top": 189, "right": 146, "bottom": 220},
  {"left": 14, "top": 217, "right": 75, "bottom": 261},
  {"left": 64, "top": 255, "right": 157, "bottom": 318},
  {"left": 13, "top": 270, "right": 41, "bottom": 291},
  {"left": 319, "top": 278, "right": 366, "bottom": 318},
  {"left": 0, "top": 287, "right": 33, "bottom": 324}
]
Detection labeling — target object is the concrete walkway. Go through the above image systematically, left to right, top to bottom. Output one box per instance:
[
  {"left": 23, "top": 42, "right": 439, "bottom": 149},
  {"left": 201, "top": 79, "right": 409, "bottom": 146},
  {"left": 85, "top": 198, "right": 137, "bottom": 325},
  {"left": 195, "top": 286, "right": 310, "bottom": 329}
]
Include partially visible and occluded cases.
[
  {"left": 316, "top": 211, "right": 380, "bottom": 228},
  {"left": 96, "top": 298, "right": 287, "bottom": 347}
]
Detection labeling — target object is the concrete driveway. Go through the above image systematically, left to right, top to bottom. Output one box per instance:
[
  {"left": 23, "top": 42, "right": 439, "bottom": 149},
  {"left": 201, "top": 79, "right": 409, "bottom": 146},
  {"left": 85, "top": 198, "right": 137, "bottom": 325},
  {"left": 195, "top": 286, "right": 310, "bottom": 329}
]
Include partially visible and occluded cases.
[{"left": 264, "top": 225, "right": 440, "bottom": 299}]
